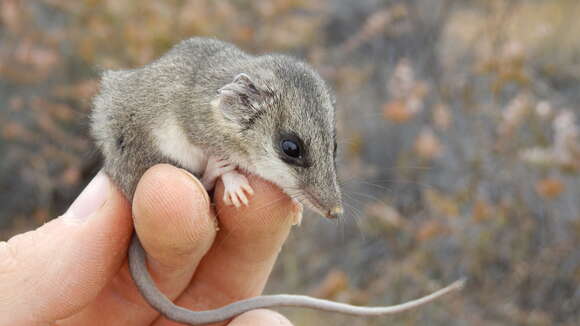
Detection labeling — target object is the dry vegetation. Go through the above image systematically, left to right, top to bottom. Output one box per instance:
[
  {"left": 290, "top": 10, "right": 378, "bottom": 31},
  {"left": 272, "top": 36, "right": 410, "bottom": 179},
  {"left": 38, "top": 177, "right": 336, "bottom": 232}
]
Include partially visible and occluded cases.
[{"left": 1, "top": 0, "right": 579, "bottom": 325}]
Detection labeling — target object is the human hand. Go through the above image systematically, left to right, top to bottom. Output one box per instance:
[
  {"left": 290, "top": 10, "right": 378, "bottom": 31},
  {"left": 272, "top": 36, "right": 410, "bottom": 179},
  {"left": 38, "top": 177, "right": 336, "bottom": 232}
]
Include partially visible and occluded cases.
[{"left": 1, "top": 164, "right": 296, "bottom": 325}]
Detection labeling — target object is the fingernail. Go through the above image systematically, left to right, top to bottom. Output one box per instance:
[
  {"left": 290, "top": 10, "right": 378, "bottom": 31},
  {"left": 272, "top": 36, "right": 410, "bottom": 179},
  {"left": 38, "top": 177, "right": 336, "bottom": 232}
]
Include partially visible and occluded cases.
[
  {"left": 179, "top": 169, "right": 210, "bottom": 206},
  {"left": 64, "top": 171, "right": 111, "bottom": 222},
  {"left": 290, "top": 200, "right": 304, "bottom": 226}
]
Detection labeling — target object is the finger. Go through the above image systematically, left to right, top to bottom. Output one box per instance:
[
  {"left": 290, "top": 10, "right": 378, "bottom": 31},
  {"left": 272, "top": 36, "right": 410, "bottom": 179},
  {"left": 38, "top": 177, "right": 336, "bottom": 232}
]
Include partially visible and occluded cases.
[
  {"left": 61, "top": 164, "right": 217, "bottom": 325},
  {"left": 134, "top": 164, "right": 215, "bottom": 277},
  {"left": 0, "top": 172, "right": 132, "bottom": 325},
  {"left": 155, "top": 174, "right": 296, "bottom": 326},
  {"left": 228, "top": 309, "right": 294, "bottom": 326}
]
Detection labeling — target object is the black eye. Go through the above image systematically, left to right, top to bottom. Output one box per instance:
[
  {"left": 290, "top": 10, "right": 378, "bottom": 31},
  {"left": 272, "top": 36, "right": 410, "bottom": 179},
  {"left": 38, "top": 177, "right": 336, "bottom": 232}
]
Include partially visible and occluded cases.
[
  {"left": 277, "top": 133, "right": 309, "bottom": 167},
  {"left": 281, "top": 139, "right": 301, "bottom": 158}
]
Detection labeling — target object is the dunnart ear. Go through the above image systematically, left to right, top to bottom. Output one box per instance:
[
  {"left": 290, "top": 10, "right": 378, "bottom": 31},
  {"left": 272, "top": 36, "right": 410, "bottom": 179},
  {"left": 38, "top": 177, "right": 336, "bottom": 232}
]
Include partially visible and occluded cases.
[
  {"left": 216, "top": 73, "right": 267, "bottom": 125},
  {"left": 218, "top": 73, "right": 257, "bottom": 98}
]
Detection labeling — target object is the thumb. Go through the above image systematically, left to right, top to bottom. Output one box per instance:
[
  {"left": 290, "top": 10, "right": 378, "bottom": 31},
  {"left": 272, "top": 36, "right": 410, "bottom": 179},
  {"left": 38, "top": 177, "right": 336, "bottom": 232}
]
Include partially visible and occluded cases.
[{"left": 0, "top": 172, "right": 132, "bottom": 325}]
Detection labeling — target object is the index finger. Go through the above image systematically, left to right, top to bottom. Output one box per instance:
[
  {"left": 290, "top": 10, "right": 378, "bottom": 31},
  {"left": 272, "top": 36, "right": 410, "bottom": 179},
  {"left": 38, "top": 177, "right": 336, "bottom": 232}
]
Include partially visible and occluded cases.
[{"left": 154, "top": 174, "right": 298, "bottom": 325}]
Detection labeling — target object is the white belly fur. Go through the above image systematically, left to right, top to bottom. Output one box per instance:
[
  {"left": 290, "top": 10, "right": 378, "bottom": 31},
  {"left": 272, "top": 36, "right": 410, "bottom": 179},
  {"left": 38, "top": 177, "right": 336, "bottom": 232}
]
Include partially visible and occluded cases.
[{"left": 154, "top": 114, "right": 207, "bottom": 175}]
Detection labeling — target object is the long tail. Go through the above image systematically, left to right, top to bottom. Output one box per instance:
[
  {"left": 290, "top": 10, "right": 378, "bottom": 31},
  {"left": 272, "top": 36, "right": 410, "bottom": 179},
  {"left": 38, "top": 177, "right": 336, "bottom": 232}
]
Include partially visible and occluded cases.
[{"left": 129, "top": 234, "right": 465, "bottom": 325}]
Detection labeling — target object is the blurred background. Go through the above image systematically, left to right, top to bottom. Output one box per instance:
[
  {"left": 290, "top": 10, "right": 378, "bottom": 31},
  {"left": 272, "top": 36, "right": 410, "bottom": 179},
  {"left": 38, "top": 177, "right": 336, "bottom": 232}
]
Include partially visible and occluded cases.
[{"left": 1, "top": 0, "right": 579, "bottom": 325}]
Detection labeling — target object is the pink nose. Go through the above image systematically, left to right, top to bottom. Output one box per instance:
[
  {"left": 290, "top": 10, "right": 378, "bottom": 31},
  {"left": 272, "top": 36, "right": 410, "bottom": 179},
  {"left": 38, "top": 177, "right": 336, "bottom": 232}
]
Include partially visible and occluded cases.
[{"left": 325, "top": 206, "right": 344, "bottom": 219}]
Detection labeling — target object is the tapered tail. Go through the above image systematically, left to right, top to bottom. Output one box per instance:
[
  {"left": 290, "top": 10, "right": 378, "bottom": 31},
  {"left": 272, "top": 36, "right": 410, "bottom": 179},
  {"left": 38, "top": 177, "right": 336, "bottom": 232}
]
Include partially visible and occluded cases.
[{"left": 129, "top": 233, "right": 465, "bottom": 325}]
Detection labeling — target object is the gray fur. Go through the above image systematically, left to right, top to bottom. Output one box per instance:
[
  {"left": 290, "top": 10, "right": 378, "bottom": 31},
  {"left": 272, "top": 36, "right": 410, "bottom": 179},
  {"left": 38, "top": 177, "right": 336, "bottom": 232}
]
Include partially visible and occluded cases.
[
  {"left": 91, "top": 37, "right": 341, "bottom": 213},
  {"left": 91, "top": 38, "right": 461, "bottom": 325}
]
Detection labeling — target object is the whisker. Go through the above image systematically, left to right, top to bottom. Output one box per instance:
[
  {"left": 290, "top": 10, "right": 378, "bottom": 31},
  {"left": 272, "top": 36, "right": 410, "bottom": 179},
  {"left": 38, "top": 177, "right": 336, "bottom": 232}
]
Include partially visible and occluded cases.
[
  {"left": 342, "top": 180, "right": 394, "bottom": 192},
  {"left": 344, "top": 190, "right": 386, "bottom": 204},
  {"left": 342, "top": 200, "right": 367, "bottom": 240}
]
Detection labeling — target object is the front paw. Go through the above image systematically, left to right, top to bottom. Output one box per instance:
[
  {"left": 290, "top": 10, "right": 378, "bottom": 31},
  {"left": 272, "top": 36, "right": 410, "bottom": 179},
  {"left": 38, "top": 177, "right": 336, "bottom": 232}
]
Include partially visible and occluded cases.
[
  {"left": 200, "top": 156, "right": 235, "bottom": 190},
  {"left": 221, "top": 172, "right": 255, "bottom": 208}
]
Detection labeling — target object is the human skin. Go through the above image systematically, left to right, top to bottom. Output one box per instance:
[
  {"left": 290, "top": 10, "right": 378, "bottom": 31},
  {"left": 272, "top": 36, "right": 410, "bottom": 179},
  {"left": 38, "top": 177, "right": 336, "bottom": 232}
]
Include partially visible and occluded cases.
[{"left": 0, "top": 164, "right": 295, "bottom": 326}]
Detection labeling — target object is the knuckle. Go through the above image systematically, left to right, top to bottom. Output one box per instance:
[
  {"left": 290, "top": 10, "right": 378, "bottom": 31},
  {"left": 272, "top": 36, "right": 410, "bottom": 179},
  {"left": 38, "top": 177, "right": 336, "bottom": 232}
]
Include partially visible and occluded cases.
[{"left": 0, "top": 240, "right": 21, "bottom": 275}]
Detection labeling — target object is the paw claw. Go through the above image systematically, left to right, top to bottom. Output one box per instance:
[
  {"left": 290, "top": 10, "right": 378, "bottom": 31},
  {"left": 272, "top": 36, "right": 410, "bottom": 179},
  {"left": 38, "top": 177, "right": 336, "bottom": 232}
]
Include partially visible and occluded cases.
[
  {"left": 221, "top": 172, "right": 253, "bottom": 207},
  {"left": 243, "top": 185, "right": 255, "bottom": 196},
  {"left": 238, "top": 192, "right": 249, "bottom": 206},
  {"left": 231, "top": 194, "right": 241, "bottom": 208}
]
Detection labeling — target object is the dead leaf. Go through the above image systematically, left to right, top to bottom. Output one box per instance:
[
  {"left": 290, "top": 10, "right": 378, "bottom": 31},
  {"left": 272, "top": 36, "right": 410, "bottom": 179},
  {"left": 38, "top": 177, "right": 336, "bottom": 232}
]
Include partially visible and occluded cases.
[
  {"left": 1, "top": 0, "right": 23, "bottom": 34},
  {"left": 383, "top": 100, "right": 415, "bottom": 123},
  {"left": 433, "top": 103, "right": 452, "bottom": 130},
  {"left": 2, "top": 122, "right": 35, "bottom": 140},
  {"left": 414, "top": 127, "right": 442, "bottom": 160},
  {"left": 61, "top": 166, "right": 81, "bottom": 186},
  {"left": 535, "top": 178, "right": 565, "bottom": 199},
  {"left": 424, "top": 188, "right": 459, "bottom": 218},
  {"left": 473, "top": 199, "right": 493, "bottom": 222},
  {"left": 365, "top": 202, "right": 404, "bottom": 229},
  {"left": 417, "top": 220, "right": 447, "bottom": 241},
  {"left": 311, "top": 269, "right": 349, "bottom": 299}
]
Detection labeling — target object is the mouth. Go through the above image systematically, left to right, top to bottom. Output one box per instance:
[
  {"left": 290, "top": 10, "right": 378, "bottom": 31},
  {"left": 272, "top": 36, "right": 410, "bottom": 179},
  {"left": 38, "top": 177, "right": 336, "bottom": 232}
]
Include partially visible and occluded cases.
[{"left": 296, "top": 190, "right": 343, "bottom": 219}]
